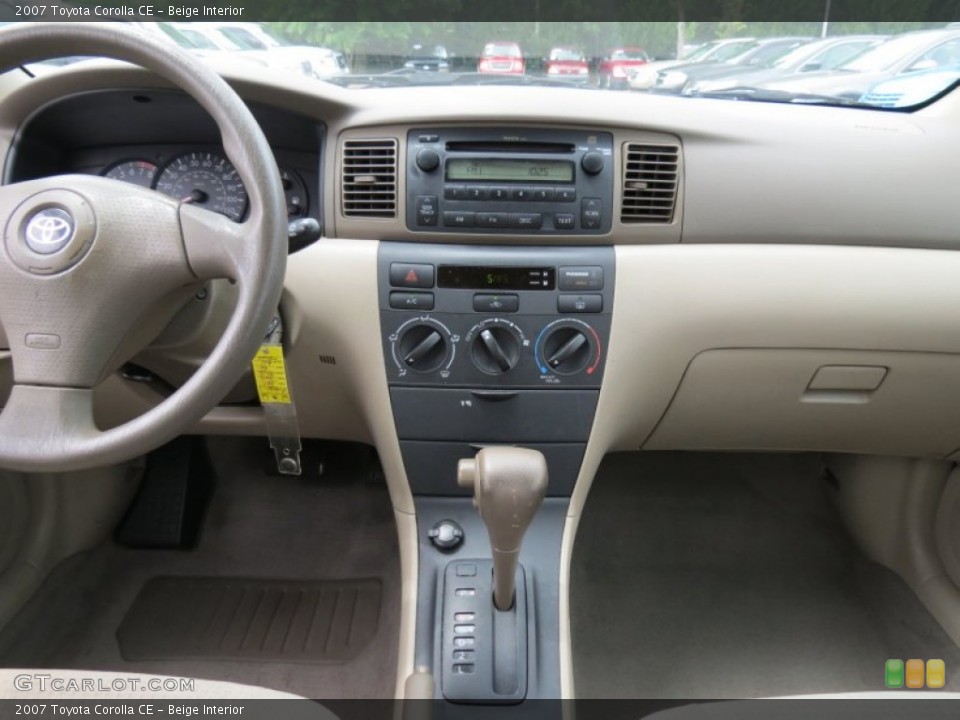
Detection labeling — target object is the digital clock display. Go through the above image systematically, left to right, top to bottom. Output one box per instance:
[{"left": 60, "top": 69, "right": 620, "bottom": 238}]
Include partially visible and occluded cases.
[
  {"left": 446, "top": 158, "right": 574, "bottom": 183},
  {"left": 438, "top": 265, "right": 556, "bottom": 291}
]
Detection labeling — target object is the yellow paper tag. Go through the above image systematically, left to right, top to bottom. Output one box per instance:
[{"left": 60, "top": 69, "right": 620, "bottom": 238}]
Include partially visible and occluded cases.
[{"left": 251, "top": 344, "right": 291, "bottom": 404}]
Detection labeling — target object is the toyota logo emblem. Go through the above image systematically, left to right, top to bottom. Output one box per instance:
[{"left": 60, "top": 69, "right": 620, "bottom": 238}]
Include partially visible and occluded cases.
[{"left": 24, "top": 207, "right": 75, "bottom": 255}]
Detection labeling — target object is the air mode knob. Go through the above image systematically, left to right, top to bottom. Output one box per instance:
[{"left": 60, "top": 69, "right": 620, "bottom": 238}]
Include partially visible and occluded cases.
[
  {"left": 416, "top": 148, "right": 441, "bottom": 172},
  {"left": 581, "top": 151, "right": 605, "bottom": 176},
  {"left": 471, "top": 326, "right": 521, "bottom": 375}
]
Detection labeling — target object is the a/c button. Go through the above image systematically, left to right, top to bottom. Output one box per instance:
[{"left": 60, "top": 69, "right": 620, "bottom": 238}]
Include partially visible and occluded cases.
[{"left": 389, "top": 292, "right": 435, "bottom": 311}]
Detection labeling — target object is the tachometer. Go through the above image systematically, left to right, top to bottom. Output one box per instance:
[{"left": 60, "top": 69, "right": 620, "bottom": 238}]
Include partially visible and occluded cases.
[
  {"left": 154, "top": 151, "right": 248, "bottom": 222},
  {"left": 102, "top": 159, "right": 158, "bottom": 188}
]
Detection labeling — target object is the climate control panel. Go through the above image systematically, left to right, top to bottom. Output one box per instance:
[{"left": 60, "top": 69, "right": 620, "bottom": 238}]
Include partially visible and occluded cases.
[{"left": 379, "top": 244, "right": 613, "bottom": 389}]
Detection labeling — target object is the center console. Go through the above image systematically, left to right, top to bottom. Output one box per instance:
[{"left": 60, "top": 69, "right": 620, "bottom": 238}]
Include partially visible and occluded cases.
[
  {"left": 381, "top": 126, "right": 616, "bottom": 705},
  {"left": 379, "top": 243, "right": 614, "bottom": 497}
]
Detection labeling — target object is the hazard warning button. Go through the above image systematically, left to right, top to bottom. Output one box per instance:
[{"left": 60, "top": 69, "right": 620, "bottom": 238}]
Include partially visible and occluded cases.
[{"left": 389, "top": 262, "right": 435, "bottom": 289}]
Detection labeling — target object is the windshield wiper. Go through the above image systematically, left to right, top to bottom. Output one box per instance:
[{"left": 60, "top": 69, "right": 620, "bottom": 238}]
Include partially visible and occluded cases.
[
  {"left": 326, "top": 71, "right": 585, "bottom": 89},
  {"left": 324, "top": 73, "right": 415, "bottom": 89},
  {"left": 449, "top": 73, "right": 585, "bottom": 88},
  {"left": 690, "top": 86, "right": 867, "bottom": 107}
]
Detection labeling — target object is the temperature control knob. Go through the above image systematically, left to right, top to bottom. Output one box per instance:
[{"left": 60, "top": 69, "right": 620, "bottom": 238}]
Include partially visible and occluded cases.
[
  {"left": 398, "top": 324, "right": 447, "bottom": 373},
  {"left": 471, "top": 326, "right": 521, "bottom": 375},
  {"left": 542, "top": 327, "right": 591, "bottom": 375}
]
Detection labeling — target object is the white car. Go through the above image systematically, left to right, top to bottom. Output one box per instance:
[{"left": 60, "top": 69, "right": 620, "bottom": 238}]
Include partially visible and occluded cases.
[
  {"left": 186, "top": 22, "right": 349, "bottom": 80},
  {"left": 628, "top": 37, "right": 758, "bottom": 90}
]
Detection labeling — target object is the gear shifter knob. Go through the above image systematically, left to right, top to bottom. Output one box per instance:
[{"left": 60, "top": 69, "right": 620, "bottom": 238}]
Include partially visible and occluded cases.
[{"left": 457, "top": 447, "right": 548, "bottom": 611}]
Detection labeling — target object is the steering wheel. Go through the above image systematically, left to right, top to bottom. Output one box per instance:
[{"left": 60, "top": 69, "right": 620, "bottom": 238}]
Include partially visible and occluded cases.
[{"left": 0, "top": 23, "right": 287, "bottom": 472}]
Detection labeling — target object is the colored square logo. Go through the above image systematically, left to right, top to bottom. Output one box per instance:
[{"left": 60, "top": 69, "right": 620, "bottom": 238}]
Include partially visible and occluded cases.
[
  {"left": 906, "top": 658, "right": 925, "bottom": 688},
  {"left": 885, "top": 659, "right": 904, "bottom": 688},
  {"left": 927, "top": 659, "right": 946, "bottom": 689}
]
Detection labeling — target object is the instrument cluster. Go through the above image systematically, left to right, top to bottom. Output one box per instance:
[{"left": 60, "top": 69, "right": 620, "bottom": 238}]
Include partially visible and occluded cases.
[{"left": 100, "top": 150, "right": 310, "bottom": 222}]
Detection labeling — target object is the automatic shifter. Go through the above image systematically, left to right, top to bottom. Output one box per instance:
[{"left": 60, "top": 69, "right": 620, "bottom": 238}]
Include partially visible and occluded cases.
[{"left": 457, "top": 446, "right": 548, "bottom": 611}]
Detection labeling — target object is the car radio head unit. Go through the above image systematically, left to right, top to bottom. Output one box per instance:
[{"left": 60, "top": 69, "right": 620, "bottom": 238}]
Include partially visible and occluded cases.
[{"left": 406, "top": 128, "right": 614, "bottom": 235}]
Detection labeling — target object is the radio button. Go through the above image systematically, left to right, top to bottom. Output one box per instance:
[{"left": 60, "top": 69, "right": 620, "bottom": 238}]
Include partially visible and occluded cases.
[
  {"left": 445, "top": 185, "right": 469, "bottom": 200},
  {"left": 466, "top": 186, "right": 489, "bottom": 201},
  {"left": 489, "top": 187, "right": 510, "bottom": 201},
  {"left": 510, "top": 187, "right": 534, "bottom": 202},
  {"left": 532, "top": 187, "right": 555, "bottom": 202},
  {"left": 556, "top": 187, "right": 577, "bottom": 202},
  {"left": 415, "top": 195, "right": 439, "bottom": 226},
  {"left": 581, "top": 197, "right": 603, "bottom": 230},
  {"left": 443, "top": 211, "right": 476, "bottom": 228},
  {"left": 476, "top": 212, "right": 509, "bottom": 228},
  {"left": 509, "top": 213, "right": 543, "bottom": 230},
  {"left": 554, "top": 213, "right": 576, "bottom": 230},
  {"left": 390, "top": 263, "right": 435, "bottom": 289},
  {"left": 559, "top": 266, "right": 603, "bottom": 291},
  {"left": 390, "top": 291, "right": 435, "bottom": 311},
  {"left": 473, "top": 294, "right": 519, "bottom": 313}
]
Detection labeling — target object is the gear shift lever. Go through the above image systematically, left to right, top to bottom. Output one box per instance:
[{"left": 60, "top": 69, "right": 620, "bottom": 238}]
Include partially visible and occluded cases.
[{"left": 457, "top": 446, "right": 548, "bottom": 611}]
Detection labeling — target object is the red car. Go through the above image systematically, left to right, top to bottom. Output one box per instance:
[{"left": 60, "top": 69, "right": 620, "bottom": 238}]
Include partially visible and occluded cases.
[
  {"left": 478, "top": 42, "right": 525, "bottom": 75},
  {"left": 545, "top": 46, "right": 590, "bottom": 83},
  {"left": 598, "top": 47, "right": 650, "bottom": 88}
]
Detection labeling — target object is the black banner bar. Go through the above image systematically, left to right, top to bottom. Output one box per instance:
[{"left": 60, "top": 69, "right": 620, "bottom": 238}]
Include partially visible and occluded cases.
[{"left": 2, "top": 0, "right": 959, "bottom": 22}]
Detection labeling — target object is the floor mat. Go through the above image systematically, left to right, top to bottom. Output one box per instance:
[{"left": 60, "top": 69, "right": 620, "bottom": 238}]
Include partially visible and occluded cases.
[
  {"left": 0, "top": 437, "right": 401, "bottom": 699},
  {"left": 570, "top": 452, "right": 960, "bottom": 699},
  {"left": 118, "top": 576, "right": 382, "bottom": 663}
]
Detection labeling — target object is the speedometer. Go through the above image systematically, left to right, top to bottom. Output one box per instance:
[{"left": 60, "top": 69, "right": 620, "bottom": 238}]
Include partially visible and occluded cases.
[{"left": 154, "top": 151, "right": 248, "bottom": 222}]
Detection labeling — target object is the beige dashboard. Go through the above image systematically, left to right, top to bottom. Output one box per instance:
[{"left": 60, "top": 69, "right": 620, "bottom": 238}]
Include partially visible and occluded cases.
[{"left": 1, "top": 62, "right": 960, "bottom": 485}]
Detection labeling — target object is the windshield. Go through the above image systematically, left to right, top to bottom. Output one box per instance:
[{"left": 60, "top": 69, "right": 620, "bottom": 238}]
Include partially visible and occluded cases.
[
  {"left": 64, "top": 21, "right": 960, "bottom": 109},
  {"left": 172, "top": 26, "right": 220, "bottom": 51},
  {"left": 216, "top": 27, "right": 269, "bottom": 50},
  {"left": 840, "top": 33, "right": 934, "bottom": 72},
  {"left": 772, "top": 39, "right": 876, "bottom": 70},
  {"left": 706, "top": 40, "right": 759, "bottom": 62},
  {"left": 736, "top": 41, "right": 807, "bottom": 67},
  {"left": 483, "top": 43, "right": 522, "bottom": 57},
  {"left": 550, "top": 48, "right": 586, "bottom": 61},
  {"left": 611, "top": 49, "right": 648, "bottom": 60}
]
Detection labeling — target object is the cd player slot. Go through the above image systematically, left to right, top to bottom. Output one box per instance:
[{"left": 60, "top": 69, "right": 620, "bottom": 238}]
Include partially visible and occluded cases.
[{"left": 445, "top": 141, "right": 576, "bottom": 154}]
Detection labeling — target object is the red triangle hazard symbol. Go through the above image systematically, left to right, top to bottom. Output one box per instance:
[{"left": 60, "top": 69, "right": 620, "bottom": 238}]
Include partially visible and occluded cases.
[{"left": 405, "top": 269, "right": 419, "bottom": 283}]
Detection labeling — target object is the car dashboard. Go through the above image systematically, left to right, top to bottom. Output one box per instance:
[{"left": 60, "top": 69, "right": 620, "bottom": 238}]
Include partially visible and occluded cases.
[{"left": 2, "top": 58, "right": 960, "bottom": 698}]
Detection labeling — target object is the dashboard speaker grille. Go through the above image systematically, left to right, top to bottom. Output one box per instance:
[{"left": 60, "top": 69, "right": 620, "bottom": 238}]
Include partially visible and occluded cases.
[
  {"left": 342, "top": 138, "right": 398, "bottom": 218},
  {"left": 621, "top": 143, "right": 680, "bottom": 224}
]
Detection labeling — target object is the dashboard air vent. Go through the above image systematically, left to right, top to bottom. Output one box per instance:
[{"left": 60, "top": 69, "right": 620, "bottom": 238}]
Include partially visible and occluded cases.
[
  {"left": 342, "top": 139, "right": 398, "bottom": 218},
  {"left": 621, "top": 143, "right": 680, "bottom": 223}
]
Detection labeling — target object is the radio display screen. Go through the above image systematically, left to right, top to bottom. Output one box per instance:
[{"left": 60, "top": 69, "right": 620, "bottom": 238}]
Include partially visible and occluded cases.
[
  {"left": 446, "top": 158, "right": 574, "bottom": 183},
  {"left": 438, "top": 265, "right": 556, "bottom": 291}
]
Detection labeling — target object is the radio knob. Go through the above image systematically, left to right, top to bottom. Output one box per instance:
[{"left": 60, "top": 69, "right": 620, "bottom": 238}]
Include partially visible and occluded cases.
[
  {"left": 416, "top": 148, "right": 441, "bottom": 173},
  {"left": 581, "top": 151, "right": 604, "bottom": 176},
  {"left": 472, "top": 326, "right": 521, "bottom": 375}
]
